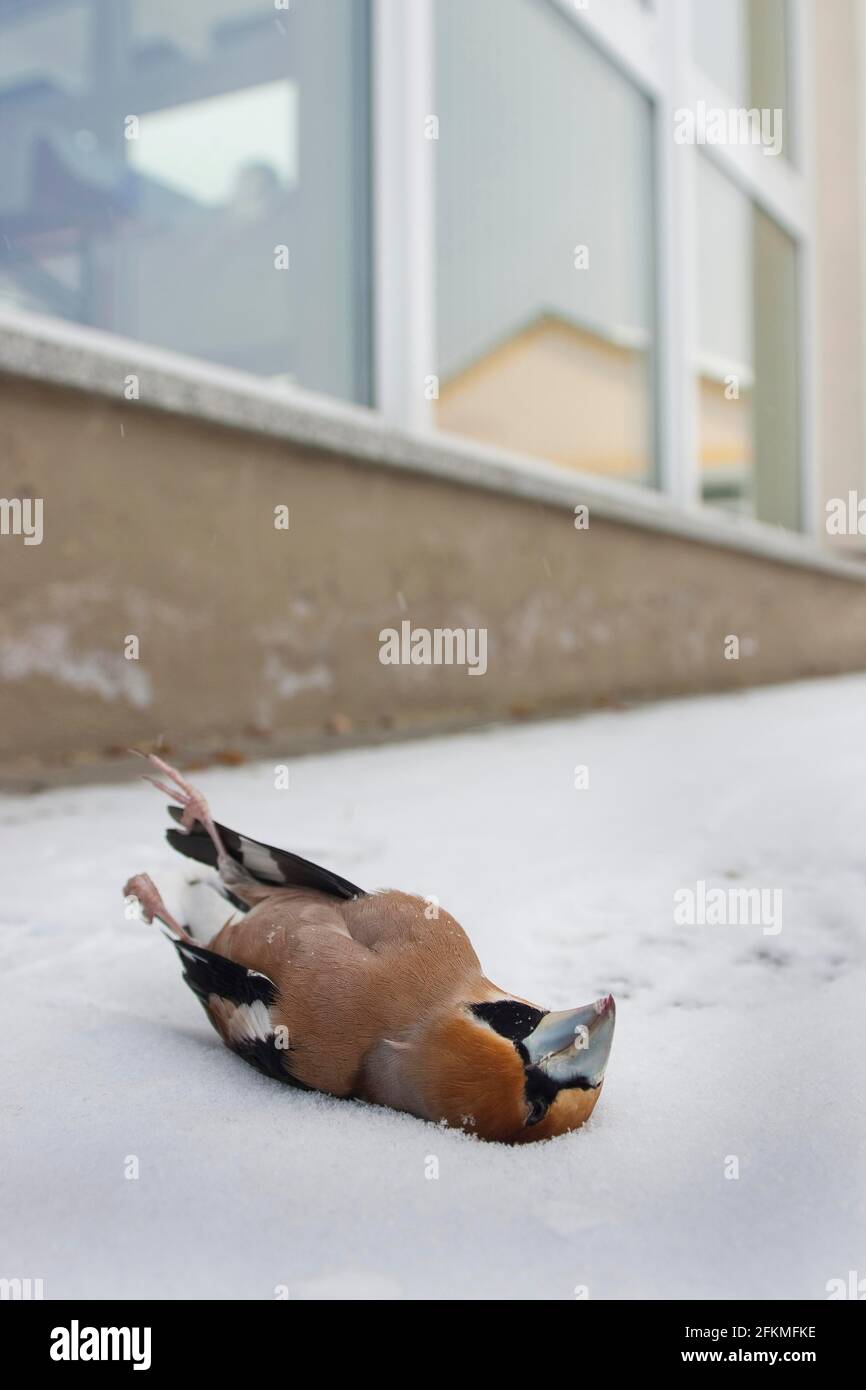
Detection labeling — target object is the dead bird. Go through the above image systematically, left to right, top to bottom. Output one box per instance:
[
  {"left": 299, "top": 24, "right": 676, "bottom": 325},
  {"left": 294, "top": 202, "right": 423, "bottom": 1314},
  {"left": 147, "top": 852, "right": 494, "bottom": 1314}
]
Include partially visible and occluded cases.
[{"left": 124, "top": 753, "right": 615, "bottom": 1143}]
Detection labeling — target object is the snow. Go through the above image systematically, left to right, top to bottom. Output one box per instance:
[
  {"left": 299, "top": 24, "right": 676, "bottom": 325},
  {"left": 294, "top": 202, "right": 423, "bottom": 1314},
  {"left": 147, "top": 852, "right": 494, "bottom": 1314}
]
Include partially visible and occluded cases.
[{"left": 2, "top": 674, "right": 864, "bottom": 1300}]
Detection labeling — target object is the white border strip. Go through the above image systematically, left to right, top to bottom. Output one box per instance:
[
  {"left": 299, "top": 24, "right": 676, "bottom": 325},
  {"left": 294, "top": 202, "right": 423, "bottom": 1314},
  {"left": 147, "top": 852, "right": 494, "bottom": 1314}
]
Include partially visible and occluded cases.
[
  {"left": 372, "top": 0, "right": 436, "bottom": 432},
  {"left": 0, "top": 305, "right": 862, "bottom": 582}
]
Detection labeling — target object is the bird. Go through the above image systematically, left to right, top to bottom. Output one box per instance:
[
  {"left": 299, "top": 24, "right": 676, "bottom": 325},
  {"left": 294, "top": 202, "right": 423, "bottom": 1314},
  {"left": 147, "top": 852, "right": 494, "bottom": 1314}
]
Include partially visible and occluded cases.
[{"left": 123, "top": 752, "right": 615, "bottom": 1144}]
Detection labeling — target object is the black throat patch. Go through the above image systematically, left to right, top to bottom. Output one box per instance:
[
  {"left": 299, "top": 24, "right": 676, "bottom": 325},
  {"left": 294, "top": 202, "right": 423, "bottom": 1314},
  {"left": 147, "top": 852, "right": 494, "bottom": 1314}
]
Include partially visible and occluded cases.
[{"left": 469, "top": 1000, "right": 546, "bottom": 1041}]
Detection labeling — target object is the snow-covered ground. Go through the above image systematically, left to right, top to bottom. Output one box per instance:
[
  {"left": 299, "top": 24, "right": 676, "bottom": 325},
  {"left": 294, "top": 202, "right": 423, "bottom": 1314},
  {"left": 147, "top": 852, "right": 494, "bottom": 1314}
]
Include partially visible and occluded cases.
[{"left": 2, "top": 675, "right": 865, "bottom": 1300}]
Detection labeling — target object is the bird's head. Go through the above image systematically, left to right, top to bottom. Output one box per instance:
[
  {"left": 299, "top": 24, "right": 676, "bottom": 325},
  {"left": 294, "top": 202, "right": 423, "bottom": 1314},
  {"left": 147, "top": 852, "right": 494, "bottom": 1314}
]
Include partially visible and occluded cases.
[{"left": 415, "top": 994, "right": 615, "bottom": 1143}]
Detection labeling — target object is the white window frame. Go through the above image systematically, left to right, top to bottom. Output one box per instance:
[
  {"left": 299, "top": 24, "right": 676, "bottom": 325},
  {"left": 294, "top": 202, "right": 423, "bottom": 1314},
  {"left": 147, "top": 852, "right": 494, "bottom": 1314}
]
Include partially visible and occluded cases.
[
  {"left": 0, "top": 0, "right": 819, "bottom": 543},
  {"left": 373, "top": 0, "right": 436, "bottom": 433},
  {"left": 374, "top": 0, "right": 817, "bottom": 531}
]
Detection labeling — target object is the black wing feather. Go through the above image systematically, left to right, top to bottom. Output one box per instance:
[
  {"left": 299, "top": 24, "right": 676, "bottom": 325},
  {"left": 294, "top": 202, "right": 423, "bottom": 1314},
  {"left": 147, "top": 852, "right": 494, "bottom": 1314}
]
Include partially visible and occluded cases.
[
  {"left": 165, "top": 806, "right": 364, "bottom": 900},
  {"left": 173, "top": 938, "right": 277, "bottom": 1009},
  {"left": 172, "top": 939, "right": 312, "bottom": 1088}
]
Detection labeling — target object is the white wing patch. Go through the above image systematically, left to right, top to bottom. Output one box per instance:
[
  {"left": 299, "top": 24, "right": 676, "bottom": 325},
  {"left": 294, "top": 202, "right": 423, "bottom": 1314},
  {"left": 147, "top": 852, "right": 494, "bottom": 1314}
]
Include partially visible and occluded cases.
[
  {"left": 238, "top": 841, "right": 284, "bottom": 881},
  {"left": 206, "top": 994, "right": 276, "bottom": 1048},
  {"left": 223, "top": 999, "right": 275, "bottom": 1046}
]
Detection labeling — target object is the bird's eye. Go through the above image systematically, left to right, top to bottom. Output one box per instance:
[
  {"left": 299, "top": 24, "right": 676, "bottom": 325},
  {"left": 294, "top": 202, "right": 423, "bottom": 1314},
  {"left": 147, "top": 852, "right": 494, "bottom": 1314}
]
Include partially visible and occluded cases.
[{"left": 527, "top": 1097, "right": 548, "bottom": 1126}]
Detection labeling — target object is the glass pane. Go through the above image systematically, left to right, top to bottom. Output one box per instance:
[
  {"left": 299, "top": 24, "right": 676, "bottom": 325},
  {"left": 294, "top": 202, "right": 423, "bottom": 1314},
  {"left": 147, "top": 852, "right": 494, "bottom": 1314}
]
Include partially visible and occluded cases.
[
  {"left": 0, "top": 0, "right": 371, "bottom": 403},
  {"left": 434, "top": 0, "right": 656, "bottom": 485},
  {"left": 690, "top": 0, "right": 792, "bottom": 162},
  {"left": 690, "top": 0, "right": 751, "bottom": 104},
  {"left": 695, "top": 157, "right": 800, "bottom": 527}
]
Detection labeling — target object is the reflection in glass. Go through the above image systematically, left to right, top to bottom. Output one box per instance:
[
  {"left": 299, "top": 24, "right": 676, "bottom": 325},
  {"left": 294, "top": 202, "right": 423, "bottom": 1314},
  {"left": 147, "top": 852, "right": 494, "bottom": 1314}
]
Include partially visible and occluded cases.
[
  {"left": 0, "top": 0, "right": 371, "bottom": 403},
  {"left": 435, "top": 0, "right": 656, "bottom": 484},
  {"left": 695, "top": 157, "right": 800, "bottom": 527}
]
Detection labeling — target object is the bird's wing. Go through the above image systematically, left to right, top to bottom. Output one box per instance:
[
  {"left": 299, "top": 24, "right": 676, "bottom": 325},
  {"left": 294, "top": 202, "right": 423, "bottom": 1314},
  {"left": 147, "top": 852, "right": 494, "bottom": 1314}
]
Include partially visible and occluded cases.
[
  {"left": 165, "top": 805, "right": 365, "bottom": 900},
  {"left": 172, "top": 936, "right": 311, "bottom": 1088}
]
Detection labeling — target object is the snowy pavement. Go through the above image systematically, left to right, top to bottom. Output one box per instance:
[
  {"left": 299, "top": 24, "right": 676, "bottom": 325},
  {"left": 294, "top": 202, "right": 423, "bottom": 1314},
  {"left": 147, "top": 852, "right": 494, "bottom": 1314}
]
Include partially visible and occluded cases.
[{"left": 2, "top": 675, "right": 865, "bottom": 1300}]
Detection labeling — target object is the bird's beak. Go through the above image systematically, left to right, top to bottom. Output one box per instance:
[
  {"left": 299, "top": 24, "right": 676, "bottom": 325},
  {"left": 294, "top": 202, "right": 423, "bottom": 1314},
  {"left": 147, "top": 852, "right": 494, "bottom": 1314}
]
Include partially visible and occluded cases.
[{"left": 523, "top": 995, "right": 615, "bottom": 1089}]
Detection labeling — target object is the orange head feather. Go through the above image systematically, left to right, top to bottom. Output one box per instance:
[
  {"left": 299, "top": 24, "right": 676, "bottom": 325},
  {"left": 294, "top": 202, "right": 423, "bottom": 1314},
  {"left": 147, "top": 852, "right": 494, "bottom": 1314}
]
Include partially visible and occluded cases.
[{"left": 411, "top": 995, "right": 615, "bottom": 1144}]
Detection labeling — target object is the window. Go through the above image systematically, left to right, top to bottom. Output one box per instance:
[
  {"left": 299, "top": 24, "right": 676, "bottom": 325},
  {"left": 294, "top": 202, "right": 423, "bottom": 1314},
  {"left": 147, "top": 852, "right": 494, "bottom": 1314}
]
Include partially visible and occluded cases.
[
  {"left": 0, "top": 0, "right": 371, "bottom": 403},
  {"left": 0, "top": 0, "right": 814, "bottom": 537},
  {"left": 434, "top": 0, "right": 656, "bottom": 486},
  {"left": 690, "top": 0, "right": 794, "bottom": 162},
  {"left": 695, "top": 159, "right": 800, "bottom": 526}
]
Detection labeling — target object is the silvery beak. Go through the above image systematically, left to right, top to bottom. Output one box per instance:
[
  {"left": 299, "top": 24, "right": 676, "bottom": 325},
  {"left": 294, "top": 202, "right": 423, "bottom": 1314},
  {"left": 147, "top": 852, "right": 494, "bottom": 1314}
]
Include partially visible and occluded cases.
[{"left": 523, "top": 995, "right": 615, "bottom": 1089}]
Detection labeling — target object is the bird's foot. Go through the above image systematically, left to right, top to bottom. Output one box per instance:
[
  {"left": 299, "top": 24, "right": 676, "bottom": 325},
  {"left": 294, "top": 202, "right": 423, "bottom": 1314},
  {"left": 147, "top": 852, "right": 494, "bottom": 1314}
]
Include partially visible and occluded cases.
[
  {"left": 133, "top": 750, "right": 226, "bottom": 860},
  {"left": 124, "top": 872, "right": 190, "bottom": 941}
]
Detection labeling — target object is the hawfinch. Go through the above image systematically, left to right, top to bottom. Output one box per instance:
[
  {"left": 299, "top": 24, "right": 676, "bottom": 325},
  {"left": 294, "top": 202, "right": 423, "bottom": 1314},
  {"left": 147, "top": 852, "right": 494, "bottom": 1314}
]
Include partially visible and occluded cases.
[{"left": 124, "top": 754, "right": 615, "bottom": 1144}]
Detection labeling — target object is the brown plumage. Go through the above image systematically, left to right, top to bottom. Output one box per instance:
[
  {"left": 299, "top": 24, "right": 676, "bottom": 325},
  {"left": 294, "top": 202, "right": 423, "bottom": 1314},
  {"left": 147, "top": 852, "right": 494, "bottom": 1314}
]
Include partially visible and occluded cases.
[{"left": 123, "top": 754, "right": 615, "bottom": 1144}]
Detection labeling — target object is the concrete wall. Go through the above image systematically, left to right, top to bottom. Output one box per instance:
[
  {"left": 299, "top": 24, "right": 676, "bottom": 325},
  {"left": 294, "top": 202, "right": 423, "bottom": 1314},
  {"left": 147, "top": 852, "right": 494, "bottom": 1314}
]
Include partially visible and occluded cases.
[{"left": 3, "top": 372, "right": 866, "bottom": 788}]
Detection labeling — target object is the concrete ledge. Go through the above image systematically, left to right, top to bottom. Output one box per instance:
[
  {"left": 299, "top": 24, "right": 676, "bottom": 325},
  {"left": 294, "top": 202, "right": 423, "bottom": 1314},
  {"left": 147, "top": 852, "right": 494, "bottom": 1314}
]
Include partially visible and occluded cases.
[
  {"left": 2, "top": 305, "right": 865, "bottom": 584},
  {"left": 3, "top": 360, "right": 866, "bottom": 779}
]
